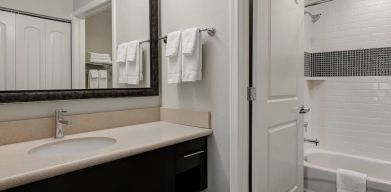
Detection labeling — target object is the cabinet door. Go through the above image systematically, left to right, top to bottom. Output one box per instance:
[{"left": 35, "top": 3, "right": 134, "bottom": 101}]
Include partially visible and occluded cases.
[
  {"left": 0, "top": 10, "right": 16, "bottom": 90},
  {"left": 15, "top": 14, "right": 46, "bottom": 90},
  {"left": 45, "top": 20, "right": 71, "bottom": 89}
]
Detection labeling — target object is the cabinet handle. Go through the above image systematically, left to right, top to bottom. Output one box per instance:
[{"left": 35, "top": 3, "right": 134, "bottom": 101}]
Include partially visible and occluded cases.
[{"left": 184, "top": 150, "right": 205, "bottom": 158}]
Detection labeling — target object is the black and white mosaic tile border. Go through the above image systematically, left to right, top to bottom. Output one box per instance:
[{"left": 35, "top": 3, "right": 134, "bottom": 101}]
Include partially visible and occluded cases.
[{"left": 305, "top": 47, "right": 391, "bottom": 77}]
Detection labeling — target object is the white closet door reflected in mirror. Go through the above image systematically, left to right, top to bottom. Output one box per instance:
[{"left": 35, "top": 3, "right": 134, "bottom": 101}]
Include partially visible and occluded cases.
[{"left": 0, "top": 0, "right": 152, "bottom": 91}]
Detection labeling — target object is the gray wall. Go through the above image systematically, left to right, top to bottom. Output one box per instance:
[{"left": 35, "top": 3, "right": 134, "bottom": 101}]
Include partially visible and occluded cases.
[
  {"left": 0, "top": 0, "right": 73, "bottom": 19},
  {"left": 114, "top": 0, "right": 151, "bottom": 88},
  {"left": 161, "top": 0, "right": 230, "bottom": 191},
  {"left": 86, "top": 10, "right": 112, "bottom": 54}
]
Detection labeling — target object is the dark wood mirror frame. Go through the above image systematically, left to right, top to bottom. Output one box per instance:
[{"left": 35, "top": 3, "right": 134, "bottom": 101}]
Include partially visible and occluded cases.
[{"left": 0, "top": 0, "right": 159, "bottom": 103}]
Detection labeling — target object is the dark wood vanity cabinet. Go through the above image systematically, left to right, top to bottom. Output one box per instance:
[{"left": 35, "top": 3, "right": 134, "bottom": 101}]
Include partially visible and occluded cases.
[{"left": 5, "top": 137, "right": 207, "bottom": 192}]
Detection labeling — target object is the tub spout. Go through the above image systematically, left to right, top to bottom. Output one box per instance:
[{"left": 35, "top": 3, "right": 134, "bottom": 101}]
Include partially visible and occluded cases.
[{"left": 304, "top": 138, "right": 319, "bottom": 146}]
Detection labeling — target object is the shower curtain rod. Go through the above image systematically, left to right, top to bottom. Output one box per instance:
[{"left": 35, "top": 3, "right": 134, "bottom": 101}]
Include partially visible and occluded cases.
[{"left": 305, "top": 0, "right": 334, "bottom": 8}]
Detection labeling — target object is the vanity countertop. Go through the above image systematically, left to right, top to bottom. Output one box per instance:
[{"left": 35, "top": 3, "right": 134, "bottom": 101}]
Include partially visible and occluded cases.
[{"left": 0, "top": 121, "right": 212, "bottom": 191}]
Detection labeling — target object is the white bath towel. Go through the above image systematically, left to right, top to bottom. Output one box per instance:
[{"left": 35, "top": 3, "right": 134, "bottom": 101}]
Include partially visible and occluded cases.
[
  {"left": 181, "top": 27, "right": 202, "bottom": 82},
  {"left": 166, "top": 31, "right": 182, "bottom": 83},
  {"left": 126, "top": 40, "right": 141, "bottom": 84},
  {"left": 117, "top": 43, "right": 128, "bottom": 84},
  {"left": 88, "top": 70, "right": 99, "bottom": 89},
  {"left": 98, "top": 70, "right": 108, "bottom": 89},
  {"left": 337, "top": 169, "right": 367, "bottom": 192}
]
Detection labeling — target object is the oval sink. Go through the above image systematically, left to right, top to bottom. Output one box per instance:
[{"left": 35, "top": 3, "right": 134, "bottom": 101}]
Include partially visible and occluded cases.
[{"left": 29, "top": 137, "right": 117, "bottom": 157}]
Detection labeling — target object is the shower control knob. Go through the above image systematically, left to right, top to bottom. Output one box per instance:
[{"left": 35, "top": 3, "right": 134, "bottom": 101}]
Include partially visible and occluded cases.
[{"left": 299, "top": 105, "right": 311, "bottom": 114}]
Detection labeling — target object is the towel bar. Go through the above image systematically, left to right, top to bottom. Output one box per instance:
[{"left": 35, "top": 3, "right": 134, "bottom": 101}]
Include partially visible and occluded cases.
[{"left": 159, "top": 27, "right": 216, "bottom": 43}]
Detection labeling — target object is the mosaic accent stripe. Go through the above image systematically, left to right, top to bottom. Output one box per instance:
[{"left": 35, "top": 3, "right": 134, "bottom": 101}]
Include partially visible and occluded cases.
[{"left": 304, "top": 47, "right": 391, "bottom": 77}]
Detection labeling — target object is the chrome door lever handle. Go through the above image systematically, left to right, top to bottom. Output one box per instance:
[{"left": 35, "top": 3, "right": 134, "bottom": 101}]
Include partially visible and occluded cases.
[{"left": 299, "top": 105, "right": 310, "bottom": 114}]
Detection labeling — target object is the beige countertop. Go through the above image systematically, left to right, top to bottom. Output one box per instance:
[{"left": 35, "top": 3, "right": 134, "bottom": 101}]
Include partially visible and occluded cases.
[{"left": 0, "top": 121, "right": 213, "bottom": 191}]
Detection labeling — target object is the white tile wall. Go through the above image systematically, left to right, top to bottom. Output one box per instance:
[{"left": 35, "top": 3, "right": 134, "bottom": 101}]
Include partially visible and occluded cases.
[
  {"left": 305, "top": 0, "right": 391, "bottom": 161},
  {"left": 307, "top": 0, "right": 391, "bottom": 53},
  {"left": 307, "top": 77, "right": 391, "bottom": 161}
]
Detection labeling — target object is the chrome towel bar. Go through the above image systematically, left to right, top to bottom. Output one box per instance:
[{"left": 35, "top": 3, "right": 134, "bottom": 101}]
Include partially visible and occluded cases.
[{"left": 159, "top": 27, "right": 216, "bottom": 43}]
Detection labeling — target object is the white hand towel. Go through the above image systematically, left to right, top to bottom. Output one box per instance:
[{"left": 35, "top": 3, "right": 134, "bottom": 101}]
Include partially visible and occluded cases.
[
  {"left": 182, "top": 27, "right": 202, "bottom": 82},
  {"left": 166, "top": 31, "right": 182, "bottom": 83},
  {"left": 166, "top": 31, "right": 182, "bottom": 57},
  {"left": 126, "top": 40, "right": 141, "bottom": 84},
  {"left": 126, "top": 41, "right": 139, "bottom": 62},
  {"left": 116, "top": 43, "right": 128, "bottom": 63},
  {"left": 139, "top": 48, "right": 144, "bottom": 81},
  {"left": 88, "top": 70, "right": 99, "bottom": 89},
  {"left": 98, "top": 70, "right": 108, "bottom": 89},
  {"left": 337, "top": 169, "right": 367, "bottom": 192}
]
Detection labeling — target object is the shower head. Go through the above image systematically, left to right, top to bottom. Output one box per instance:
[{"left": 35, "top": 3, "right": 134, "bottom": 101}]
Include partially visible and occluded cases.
[{"left": 305, "top": 10, "right": 322, "bottom": 23}]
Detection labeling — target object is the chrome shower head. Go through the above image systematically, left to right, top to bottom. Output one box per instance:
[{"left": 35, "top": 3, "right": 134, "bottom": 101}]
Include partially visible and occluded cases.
[{"left": 305, "top": 10, "right": 322, "bottom": 23}]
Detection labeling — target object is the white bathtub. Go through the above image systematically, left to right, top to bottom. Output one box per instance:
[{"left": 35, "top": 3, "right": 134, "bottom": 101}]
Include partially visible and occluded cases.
[{"left": 304, "top": 149, "right": 391, "bottom": 192}]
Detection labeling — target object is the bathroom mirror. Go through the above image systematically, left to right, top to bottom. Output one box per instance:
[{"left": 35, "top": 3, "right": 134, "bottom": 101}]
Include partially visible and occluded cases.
[{"left": 0, "top": 0, "right": 159, "bottom": 103}]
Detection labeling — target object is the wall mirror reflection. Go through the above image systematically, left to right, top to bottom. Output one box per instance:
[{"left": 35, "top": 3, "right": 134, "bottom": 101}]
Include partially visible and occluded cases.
[{"left": 0, "top": 0, "right": 154, "bottom": 91}]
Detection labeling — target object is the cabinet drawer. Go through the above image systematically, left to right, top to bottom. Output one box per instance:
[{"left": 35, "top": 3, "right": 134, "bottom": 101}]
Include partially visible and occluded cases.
[{"left": 175, "top": 137, "right": 207, "bottom": 174}]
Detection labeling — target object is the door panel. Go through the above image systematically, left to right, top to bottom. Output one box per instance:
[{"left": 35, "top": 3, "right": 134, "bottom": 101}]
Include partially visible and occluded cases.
[
  {"left": 253, "top": 0, "right": 304, "bottom": 191},
  {"left": 0, "top": 11, "right": 16, "bottom": 90},
  {"left": 16, "top": 15, "right": 45, "bottom": 90},
  {"left": 45, "top": 20, "right": 71, "bottom": 89},
  {"left": 269, "top": 122, "right": 298, "bottom": 192}
]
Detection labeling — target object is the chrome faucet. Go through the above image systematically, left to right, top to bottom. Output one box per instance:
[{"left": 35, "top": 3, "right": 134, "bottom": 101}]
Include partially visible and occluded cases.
[
  {"left": 55, "top": 109, "right": 72, "bottom": 139},
  {"left": 304, "top": 138, "right": 320, "bottom": 146}
]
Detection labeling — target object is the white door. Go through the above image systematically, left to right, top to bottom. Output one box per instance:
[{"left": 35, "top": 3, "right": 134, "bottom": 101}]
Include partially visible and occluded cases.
[
  {"left": 252, "top": 0, "right": 304, "bottom": 191},
  {"left": 0, "top": 11, "right": 16, "bottom": 90},
  {"left": 15, "top": 14, "right": 46, "bottom": 90},
  {"left": 45, "top": 20, "right": 71, "bottom": 89}
]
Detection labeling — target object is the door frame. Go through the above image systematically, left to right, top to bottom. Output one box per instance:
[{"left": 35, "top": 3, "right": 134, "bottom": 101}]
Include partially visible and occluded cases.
[{"left": 229, "top": 0, "right": 250, "bottom": 192}]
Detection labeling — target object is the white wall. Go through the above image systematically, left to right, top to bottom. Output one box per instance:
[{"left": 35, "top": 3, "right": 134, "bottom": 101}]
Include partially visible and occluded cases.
[
  {"left": 0, "top": 0, "right": 73, "bottom": 19},
  {"left": 161, "top": 0, "right": 230, "bottom": 191},
  {"left": 305, "top": 0, "right": 391, "bottom": 161}
]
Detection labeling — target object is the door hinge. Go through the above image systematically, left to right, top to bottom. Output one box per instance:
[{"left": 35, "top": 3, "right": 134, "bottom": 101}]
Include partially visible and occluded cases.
[{"left": 247, "top": 87, "right": 256, "bottom": 101}]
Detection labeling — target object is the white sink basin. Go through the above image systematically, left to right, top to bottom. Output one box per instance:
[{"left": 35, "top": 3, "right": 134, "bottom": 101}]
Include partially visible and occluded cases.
[{"left": 28, "top": 137, "right": 117, "bottom": 157}]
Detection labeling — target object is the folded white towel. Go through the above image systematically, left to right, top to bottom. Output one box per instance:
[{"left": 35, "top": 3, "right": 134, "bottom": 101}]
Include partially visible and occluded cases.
[
  {"left": 181, "top": 27, "right": 202, "bottom": 82},
  {"left": 182, "top": 28, "right": 199, "bottom": 55},
  {"left": 166, "top": 31, "right": 182, "bottom": 83},
  {"left": 166, "top": 31, "right": 182, "bottom": 57},
  {"left": 126, "top": 40, "right": 141, "bottom": 84},
  {"left": 126, "top": 41, "right": 139, "bottom": 62},
  {"left": 117, "top": 42, "right": 129, "bottom": 84},
  {"left": 116, "top": 43, "right": 128, "bottom": 63},
  {"left": 138, "top": 48, "right": 144, "bottom": 81},
  {"left": 89, "top": 52, "right": 111, "bottom": 58},
  {"left": 88, "top": 55, "right": 111, "bottom": 60},
  {"left": 88, "top": 58, "right": 112, "bottom": 64},
  {"left": 88, "top": 70, "right": 99, "bottom": 89},
  {"left": 98, "top": 70, "right": 108, "bottom": 89},
  {"left": 337, "top": 169, "right": 367, "bottom": 192}
]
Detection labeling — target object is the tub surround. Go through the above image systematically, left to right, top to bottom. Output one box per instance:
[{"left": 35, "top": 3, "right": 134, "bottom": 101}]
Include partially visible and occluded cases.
[{"left": 0, "top": 121, "right": 213, "bottom": 191}]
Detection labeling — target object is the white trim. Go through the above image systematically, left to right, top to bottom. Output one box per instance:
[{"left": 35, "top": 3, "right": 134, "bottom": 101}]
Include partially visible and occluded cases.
[
  {"left": 74, "top": 0, "right": 111, "bottom": 18},
  {"left": 111, "top": 0, "right": 118, "bottom": 88},
  {"left": 229, "top": 0, "right": 250, "bottom": 191},
  {"left": 71, "top": 16, "right": 86, "bottom": 89}
]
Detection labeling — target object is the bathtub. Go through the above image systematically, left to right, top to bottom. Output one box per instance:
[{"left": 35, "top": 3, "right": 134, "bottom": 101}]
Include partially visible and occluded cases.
[{"left": 304, "top": 149, "right": 391, "bottom": 192}]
